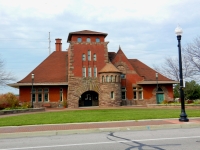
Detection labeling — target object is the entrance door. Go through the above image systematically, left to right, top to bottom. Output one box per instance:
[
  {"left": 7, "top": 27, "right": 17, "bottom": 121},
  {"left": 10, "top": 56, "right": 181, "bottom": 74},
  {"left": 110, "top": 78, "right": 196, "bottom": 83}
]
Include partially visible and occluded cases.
[
  {"left": 79, "top": 91, "right": 99, "bottom": 107},
  {"left": 156, "top": 93, "right": 164, "bottom": 104}
]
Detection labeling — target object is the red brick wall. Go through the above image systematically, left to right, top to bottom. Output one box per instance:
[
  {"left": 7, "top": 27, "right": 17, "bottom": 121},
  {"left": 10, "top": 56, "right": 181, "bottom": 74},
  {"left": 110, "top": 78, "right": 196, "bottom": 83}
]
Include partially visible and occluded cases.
[
  {"left": 71, "top": 35, "right": 107, "bottom": 77},
  {"left": 19, "top": 86, "right": 68, "bottom": 103}
]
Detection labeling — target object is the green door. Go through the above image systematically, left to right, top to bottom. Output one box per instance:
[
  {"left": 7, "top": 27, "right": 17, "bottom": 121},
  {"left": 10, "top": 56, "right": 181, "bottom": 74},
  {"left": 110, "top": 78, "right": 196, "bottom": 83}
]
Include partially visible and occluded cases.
[{"left": 156, "top": 93, "right": 164, "bottom": 104}]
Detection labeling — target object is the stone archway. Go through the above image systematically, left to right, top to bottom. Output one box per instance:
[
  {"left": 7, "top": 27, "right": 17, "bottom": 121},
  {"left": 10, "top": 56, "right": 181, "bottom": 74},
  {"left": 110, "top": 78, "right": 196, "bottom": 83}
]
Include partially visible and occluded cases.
[{"left": 79, "top": 91, "right": 99, "bottom": 107}]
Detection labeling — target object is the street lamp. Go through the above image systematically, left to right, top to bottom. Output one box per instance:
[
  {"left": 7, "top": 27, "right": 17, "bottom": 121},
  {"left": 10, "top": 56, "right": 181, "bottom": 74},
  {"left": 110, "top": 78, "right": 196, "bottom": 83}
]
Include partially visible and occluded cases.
[
  {"left": 175, "top": 25, "right": 189, "bottom": 122},
  {"left": 31, "top": 73, "right": 34, "bottom": 108},
  {"left": 156, "top": 73, "right": 158, "bottom": 103}
]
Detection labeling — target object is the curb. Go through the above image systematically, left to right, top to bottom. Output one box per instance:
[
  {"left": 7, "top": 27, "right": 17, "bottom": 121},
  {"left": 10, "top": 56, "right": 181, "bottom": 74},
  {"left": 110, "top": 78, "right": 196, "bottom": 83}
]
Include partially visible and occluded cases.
[{"left": 1, "top": 123, "right": 200, "bottom": 139}]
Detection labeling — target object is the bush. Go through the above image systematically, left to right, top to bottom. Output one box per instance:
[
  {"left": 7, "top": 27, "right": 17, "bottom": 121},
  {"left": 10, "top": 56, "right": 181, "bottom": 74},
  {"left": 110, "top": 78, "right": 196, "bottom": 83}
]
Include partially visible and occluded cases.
[{"left": 0, "top": 93, "right": 19, "bottom": 110}]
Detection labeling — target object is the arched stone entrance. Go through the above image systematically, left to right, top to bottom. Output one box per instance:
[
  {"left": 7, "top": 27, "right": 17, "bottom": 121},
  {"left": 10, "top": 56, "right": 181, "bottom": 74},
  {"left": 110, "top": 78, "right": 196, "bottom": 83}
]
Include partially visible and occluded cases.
[{"left": 79, "top": 91, "right": 99, "bottom": 107}]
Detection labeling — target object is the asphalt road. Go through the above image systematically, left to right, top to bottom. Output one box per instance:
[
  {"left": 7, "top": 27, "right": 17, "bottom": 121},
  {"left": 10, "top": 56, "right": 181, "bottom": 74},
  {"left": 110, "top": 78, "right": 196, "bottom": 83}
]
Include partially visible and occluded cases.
[{"left": 0, "top": 128, "right": 200, "bottom": 150}]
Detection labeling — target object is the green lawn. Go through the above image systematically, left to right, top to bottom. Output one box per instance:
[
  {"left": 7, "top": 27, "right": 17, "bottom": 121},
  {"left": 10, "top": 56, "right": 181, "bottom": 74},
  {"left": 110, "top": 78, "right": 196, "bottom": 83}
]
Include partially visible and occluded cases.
[{"left": 0, "top": 108, "right": 199, "bottom": 127}]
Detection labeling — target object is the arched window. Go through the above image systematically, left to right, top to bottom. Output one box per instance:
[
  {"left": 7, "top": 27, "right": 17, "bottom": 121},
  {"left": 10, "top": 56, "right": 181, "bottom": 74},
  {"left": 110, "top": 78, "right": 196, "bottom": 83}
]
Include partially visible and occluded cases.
[
  {"left": 77, "top": 37, "right": 82, "bottom": 42},
  {"left": 87, "top": 38, "right": 91, "bottom": 42},
  {"left": 96, "top": 38, "right": 100, "bottom": 42},
  {"left": 110, "top": 75, "right": 113, "bottom": 82},
  {"left": 102, "top": 76, "right": 104, "bottom": 83},
  {"left": 106, "top": 76, "right": 109, "bottom": 82}
]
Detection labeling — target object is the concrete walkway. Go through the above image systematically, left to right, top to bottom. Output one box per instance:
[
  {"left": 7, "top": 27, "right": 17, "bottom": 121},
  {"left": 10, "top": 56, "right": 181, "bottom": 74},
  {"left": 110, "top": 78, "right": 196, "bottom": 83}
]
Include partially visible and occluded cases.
[{"left": 0, "top": 107, "right": 200, "bottom": 138}]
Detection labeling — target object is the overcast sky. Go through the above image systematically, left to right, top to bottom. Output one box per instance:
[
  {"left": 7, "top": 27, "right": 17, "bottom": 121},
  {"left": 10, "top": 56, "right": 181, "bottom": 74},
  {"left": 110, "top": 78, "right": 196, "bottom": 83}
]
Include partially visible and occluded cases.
[{"left": 1, "top": 0, "right": 200, "bottom": 94}]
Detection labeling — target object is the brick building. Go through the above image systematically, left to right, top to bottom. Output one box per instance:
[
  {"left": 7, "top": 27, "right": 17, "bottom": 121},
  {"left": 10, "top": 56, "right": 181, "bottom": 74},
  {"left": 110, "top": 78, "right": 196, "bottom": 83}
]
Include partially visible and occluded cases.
[{"left": 9, "top": 30, "right": 178, "bottom": 108}]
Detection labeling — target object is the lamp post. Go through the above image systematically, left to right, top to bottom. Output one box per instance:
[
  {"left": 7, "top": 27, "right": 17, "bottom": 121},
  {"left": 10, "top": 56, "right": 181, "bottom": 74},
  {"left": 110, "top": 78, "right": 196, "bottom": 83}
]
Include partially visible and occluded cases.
[
  {"left": 175, "top": 25, "right": 189, "bottom": 122},
  {"left": 31, "top": 73, "right": 34, "bottom": 108},
  {"left": 156, "top": 73, "right": 158, "bottom": 103}
]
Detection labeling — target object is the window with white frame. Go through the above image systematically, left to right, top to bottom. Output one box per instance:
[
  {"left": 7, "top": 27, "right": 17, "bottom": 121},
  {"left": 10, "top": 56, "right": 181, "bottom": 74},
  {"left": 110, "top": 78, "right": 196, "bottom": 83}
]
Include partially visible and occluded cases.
[
  {"left": 88, "top": 50, "right": 91, "bottom": 61},
  {"left": 82, "top": 54, "right": 86, "bottom": 61},
  {"left": 93, "top": 54, "right": 96, "bottom": 61},
  {"left": 82, "top": 67, "right": 86, "bottom": 77},
  {"left": 88, "top": 67, "right": 91, "bottom": 77},
  {"left": 94, "top": 67, "right": 97, "bottom": 77},
  {"left": 133, "top": 86, "right": 143, "bottom": 100},
  {"left": 121, "top": 87, "right": 126, "bottom": 100},
  {"left": 31, "top": 88, "right": 36, "bottom": 102},
  {"left": 44, "top": 88, "right": 49, "bottom": 102},
  {"left": 60, "top": 88, "right": 63, "bottom": 101},
  {"left": 38, "top": 89, "right": 42, "bottom": 102}
]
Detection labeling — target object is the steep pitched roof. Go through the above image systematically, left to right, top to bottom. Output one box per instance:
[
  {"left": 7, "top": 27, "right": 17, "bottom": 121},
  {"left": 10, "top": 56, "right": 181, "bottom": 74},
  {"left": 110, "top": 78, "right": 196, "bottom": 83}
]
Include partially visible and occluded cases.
[
  {"left": 67, "top": 30, "right": 107, "bottom": 42},
  {"left": 18, "top": 51, "right": 68, "bottom": 83},
  {"left": 108, "top": 52, "right": 116, "bottom": 62},
  {"left": 129, "top": 59, "right": 173, "bottom": 81},
  {"left": 99, "top": 62, "right": 121, "bottom": 73}
]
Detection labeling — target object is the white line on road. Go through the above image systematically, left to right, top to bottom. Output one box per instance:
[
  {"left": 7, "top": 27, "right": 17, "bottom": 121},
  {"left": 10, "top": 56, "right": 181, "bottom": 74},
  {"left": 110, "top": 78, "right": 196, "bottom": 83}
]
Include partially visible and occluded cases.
[{"left": 1, "top": 135, "right": 200, "bottom": 150}]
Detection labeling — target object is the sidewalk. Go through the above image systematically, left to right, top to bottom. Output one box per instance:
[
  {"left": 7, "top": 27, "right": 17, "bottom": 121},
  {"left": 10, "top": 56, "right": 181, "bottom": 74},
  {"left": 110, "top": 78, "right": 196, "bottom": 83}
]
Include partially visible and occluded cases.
[
  {"left": 0, "top": 107, "right": 200, "bottom": 138},
  {"left": 0, "top": 117, "right": 200, "bottom": 138}
]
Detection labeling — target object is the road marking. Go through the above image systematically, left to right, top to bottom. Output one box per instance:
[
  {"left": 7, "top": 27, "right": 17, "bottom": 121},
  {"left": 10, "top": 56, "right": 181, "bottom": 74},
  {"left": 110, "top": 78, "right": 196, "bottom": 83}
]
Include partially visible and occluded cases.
[{"left": 1, "top": 135, "right": 200, "bottom": 150}]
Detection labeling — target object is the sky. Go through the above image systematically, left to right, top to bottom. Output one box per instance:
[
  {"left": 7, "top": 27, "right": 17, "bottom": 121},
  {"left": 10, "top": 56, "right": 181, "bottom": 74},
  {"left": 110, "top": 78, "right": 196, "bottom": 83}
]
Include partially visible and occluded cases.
[{"left": 1, "top": 0, "right": 200, "bottom": 94}]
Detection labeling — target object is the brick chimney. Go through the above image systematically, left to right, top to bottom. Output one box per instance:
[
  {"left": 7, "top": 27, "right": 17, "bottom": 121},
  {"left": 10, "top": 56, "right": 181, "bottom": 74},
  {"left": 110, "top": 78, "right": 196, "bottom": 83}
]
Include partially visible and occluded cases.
[{"left": 55, "top": 38, "right": 62, "bottom": 51}]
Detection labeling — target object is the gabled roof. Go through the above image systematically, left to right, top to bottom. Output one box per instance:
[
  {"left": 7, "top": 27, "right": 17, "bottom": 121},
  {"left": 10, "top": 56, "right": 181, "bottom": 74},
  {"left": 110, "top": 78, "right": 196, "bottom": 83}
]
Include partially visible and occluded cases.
[
  {"left": 67, "top": 30, "right": 107, "bottom": 42},
  {"left": 18, "top": 51, "right": 68, "bottom": 84},
  {"left": 129, "top": 59, "right": 173, "bottom": 81},
  {"left": 99, "top": 62, "right": 121, "bottom": 73}
]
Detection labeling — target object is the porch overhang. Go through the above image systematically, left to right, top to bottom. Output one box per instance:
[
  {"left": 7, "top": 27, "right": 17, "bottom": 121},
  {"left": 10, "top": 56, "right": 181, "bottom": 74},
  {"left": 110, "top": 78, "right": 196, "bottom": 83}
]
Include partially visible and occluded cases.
[
  {"left": 137, "top": 81, "right": 179, "bottom": 85},
  {"left": 8, "top": 82, "right": 68, "bottom": 88}
]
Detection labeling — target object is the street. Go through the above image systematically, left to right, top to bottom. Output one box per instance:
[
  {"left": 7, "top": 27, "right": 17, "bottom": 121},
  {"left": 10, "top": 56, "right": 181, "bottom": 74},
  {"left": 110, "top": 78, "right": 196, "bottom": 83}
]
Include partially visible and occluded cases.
[{"left": 0, "top": 128, "right": 200, "bottom": 150}]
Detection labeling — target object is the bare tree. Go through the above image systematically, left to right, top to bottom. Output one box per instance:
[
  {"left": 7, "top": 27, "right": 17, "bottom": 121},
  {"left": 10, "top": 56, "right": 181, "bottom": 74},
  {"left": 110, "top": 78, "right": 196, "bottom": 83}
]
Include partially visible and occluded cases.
[
  {"left": 183, "top": 36, "right": 200, "bottom": 75},
  {"left": 0, "top": 56, "right": 16, "bottom": 87},
  {"left": 153, "top": 56, "right": 195, "bottom": 81}
]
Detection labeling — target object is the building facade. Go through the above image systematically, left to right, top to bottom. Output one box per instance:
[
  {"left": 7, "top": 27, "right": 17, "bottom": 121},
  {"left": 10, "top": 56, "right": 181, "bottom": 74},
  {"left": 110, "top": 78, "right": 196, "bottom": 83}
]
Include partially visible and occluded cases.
[{"left": 9, "top": 30, "right": 178, "bottom": 108}]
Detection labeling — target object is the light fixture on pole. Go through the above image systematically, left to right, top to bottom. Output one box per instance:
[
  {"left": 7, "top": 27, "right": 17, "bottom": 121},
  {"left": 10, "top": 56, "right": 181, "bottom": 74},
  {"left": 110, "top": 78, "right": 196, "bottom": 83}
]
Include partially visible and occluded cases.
[
  {"left": 175, "top": 25, "right": 189, "bottom": 122},
  {"left": 31, "top": 73, "right": 34, "bottom": 108},
  {"left": 156, "top": 73, "right": 158, "bottom": 103}
]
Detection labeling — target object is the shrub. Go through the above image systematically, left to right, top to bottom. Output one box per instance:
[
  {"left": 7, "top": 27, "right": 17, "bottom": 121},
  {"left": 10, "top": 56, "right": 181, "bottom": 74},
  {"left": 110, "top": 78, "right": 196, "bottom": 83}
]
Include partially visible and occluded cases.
[{"left": 0, "top": 93, "right": 19, "bottom": 110}]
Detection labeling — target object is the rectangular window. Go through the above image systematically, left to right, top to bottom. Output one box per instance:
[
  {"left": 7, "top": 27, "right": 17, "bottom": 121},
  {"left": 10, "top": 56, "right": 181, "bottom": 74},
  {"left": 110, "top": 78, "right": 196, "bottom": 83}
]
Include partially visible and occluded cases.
[
  {"left": 77, "top": 37, "right": 82, "bottom": 42},
  {"left": 96, "top": 38, "right": 100, "bottom": 42},
  {"left": 88, "top": 50, "right": 91, "bottom": 61},
  {"left": 82, "top": 54, "right": 86, "bottom": 61},
  {"left": 93, "top": 54, "right": 96, "bottom": 61},
  {"left": 82, "top": 67, "right": 86, "bottom": 77},
  {"left": 88, "top": 67, "right": 91, "bottom": 77},
  {"left": 94, "top": 67, "right": 97, "bottom": 77},
  {"left": 121, "top": 74, "right": 126, "bottom": 79},
  {"left": 133, "top": 86, "right": 143, "bottom": 100},
  {"left": 121, "top": 87, "right": 126, "bottom": 100},
  {"left": 31, "top": 88, "right": 36, "bottom": 102},
  {"left": 44, "top": 88, "right": 49, "bottom": 102},
  {"left": 60, "top": 88, "right": 63, "bottom": 101},
  {"left": 38, "top": 89, "right": 42, "bottom": 102},
  {"left": 111, "top": 91, "right": 114, "bottom": 99},
  {"left": 122, "top": 91, "right": 126, "bottom": 100}
]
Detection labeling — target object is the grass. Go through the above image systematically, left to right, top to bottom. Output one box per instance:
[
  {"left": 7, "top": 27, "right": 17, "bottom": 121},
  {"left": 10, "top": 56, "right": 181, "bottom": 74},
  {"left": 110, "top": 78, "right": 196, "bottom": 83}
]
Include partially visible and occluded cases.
[{"left": 0, "top": 108, "right": 200, "bottom": 127}]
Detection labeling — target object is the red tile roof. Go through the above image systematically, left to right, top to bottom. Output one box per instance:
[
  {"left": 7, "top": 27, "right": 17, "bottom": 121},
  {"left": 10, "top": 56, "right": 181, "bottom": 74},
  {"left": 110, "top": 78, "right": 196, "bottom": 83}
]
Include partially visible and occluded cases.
[
  {"left": 67, "top": 30, "right": 107, "bottom": 42},
  {"left": 18, "top": 51, "right": 68, "bottom": 83},
  {"left": 129, "top": 59, "right": 173, "bottom": 81},
  {"left": 99, "top": 63, "right": 121, "bottom": 73}
]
